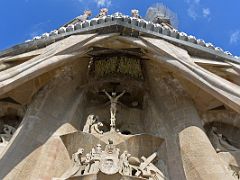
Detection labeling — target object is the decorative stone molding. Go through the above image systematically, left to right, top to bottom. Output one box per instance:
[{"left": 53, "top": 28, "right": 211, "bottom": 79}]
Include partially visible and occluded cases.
[{"left": 19, "top": 12, "right": 238, "bottom": 61}]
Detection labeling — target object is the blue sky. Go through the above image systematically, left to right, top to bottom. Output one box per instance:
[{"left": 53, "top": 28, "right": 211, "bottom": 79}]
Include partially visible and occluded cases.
[{"left": 0, "top": 0, "right": 239, "bottom": 56}]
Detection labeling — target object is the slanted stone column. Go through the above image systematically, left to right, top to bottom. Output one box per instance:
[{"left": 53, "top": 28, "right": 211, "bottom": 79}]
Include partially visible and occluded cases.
[
  {"left": 0, "top": 62, "right": 88, "bottom": 179},
  {"left": 147, "top": 69, "right": 234, "bottom": 179},
  {"left": 155, "top": 95, "right": 234, "bottom": 180}
]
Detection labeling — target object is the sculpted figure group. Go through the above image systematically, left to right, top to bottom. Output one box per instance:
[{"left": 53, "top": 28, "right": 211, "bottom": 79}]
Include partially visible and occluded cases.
[
  {"left": 72, "top": 8, "right": 142, "bottom": 26},
  {"left": 131, "top": 9, "right": 141, "bottom": 18},
  {"left": 61, "top": 90, "right": 167, "bottom": 179},
  {"left": 83, "top": 90, "right": 126, "bottom": 134},
  {"left": 83, "top": 115, "right": 103, "bottom": 135},
  {"left": 0, "top": 124, "right": 16, "bottom": 145},
  {"left": 208, "top": 126, "right": 240, "bottom": 180},
  {"left": 210, "top": 126, "right": 239, "bottom": 153},
  {"left": 63, "top": 139, "right": 165, "bottom": 179}
]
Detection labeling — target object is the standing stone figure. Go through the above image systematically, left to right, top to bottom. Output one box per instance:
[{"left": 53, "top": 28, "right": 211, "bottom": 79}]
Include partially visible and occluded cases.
[
  {"left": 96, "top": 8, "right": 108, "bottom": 18},
  {"left": 131, "top": 9, "right": 141, "bottom": 18},
  {"left": 76, "top": 10, "right": 92, "bottom": 22},
  {"left": 103, "top": 90, "right": 126, "bottom": 130},
  {"left": 83, "top": 115, "right": 98, "bottom": 133},
  {"left": 89, "top": 144, "right": 102, "bottom": 173},
  {"left": 61, "top": 148, "right": 84, "bottom": 178},
  {"left": 72, "top": 148, "right": 84, "bottom": 166},
  {"left": 120, "top": 151, "right": 131, "bottom": 176},
  {"left": 84, "top": 153, "right": 93, "bottom": 175}
]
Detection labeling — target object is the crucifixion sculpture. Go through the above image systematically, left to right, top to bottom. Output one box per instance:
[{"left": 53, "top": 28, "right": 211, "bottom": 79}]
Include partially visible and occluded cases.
[{"left": 103, "top": 89, "right": 126, "bottom": 131}]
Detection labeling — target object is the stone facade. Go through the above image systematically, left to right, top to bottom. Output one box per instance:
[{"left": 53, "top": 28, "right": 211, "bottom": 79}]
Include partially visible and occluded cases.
[{"left": 0, "top": 9, "right": 239, "bottom": 180}]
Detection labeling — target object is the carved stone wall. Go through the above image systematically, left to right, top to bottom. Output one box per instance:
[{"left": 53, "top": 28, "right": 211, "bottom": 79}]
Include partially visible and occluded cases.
[
  {"left": 0, "top": 52, "right": 237, "bottom": 180},
  {"left": 88, "top": 54, "right": 144, "bottom": 80},
  {"left": 0, "top": 59, "right": 89, "bottom": 179},
  {"left": 144, "top": 60, "right": 234, "bottom": 180},
  {"left": 0, "top": 102, "right": 26, "bottom": 155}
]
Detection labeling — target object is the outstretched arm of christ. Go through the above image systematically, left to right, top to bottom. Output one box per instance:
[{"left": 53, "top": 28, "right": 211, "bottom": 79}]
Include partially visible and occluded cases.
[
  {"left": 103, "top": 89, "right": 112, "bottom": 99},
  {"left": 116, "top": 90, "right": 126, "bottom": 100}
]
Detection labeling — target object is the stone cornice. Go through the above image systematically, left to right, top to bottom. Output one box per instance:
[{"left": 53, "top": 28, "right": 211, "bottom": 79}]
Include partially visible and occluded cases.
[{"left": 0, "top": 13, "right": 239, "bottom": 64}]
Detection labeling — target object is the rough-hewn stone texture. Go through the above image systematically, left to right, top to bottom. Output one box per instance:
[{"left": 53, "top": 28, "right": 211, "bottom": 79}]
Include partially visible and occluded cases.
[{"left": 0, "top": 16, "right": 239, "bottom": 179}]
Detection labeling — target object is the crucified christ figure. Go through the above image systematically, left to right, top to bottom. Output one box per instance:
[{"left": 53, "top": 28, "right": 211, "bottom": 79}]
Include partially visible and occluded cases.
[{"left": 103, "top": 90, "right": 126, "bottom": 130}]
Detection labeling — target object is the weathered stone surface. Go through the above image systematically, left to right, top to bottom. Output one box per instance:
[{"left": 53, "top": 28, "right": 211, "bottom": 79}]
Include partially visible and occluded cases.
[{"left": 0, "top": 16, "right": 239, "bottom": 180}]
